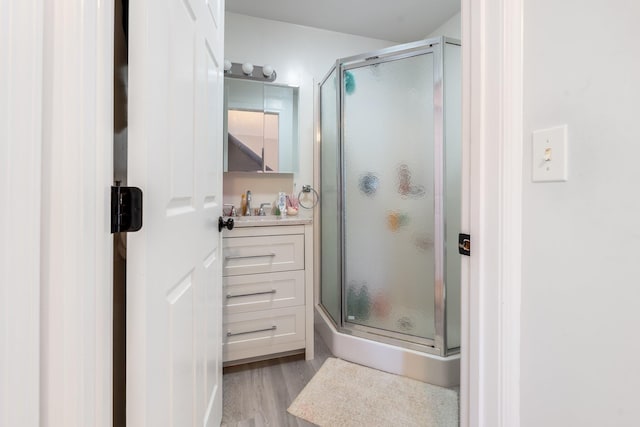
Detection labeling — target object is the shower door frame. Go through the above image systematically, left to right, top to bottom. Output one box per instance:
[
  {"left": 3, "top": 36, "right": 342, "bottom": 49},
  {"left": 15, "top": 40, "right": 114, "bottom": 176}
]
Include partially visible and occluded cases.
[{"left": 320, "top": 37, "right": 459, "bottom": 357}]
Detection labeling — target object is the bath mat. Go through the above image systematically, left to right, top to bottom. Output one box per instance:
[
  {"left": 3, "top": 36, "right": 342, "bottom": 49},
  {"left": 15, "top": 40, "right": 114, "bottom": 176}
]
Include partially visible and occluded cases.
[{"left": 287, "top": 357, "right": 458, "bottom": 427}]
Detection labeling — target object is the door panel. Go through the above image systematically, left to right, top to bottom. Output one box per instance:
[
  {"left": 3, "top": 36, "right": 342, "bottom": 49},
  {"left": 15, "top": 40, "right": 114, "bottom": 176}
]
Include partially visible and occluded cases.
[
  {"left": 128, "top": 0, "right": 225, "bottom": 425},
  {"left": 169, "top": 0, "right": 196, "bottom": 205},
  {"left": 168, "top": 275, "right": 195, "bottom": 427}
]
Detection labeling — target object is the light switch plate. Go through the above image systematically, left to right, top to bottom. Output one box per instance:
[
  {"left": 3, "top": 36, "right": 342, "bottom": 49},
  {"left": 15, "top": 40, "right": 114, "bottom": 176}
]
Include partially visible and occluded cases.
[{"left": 532, "top": 125, "right": 568, "bottom": 182}]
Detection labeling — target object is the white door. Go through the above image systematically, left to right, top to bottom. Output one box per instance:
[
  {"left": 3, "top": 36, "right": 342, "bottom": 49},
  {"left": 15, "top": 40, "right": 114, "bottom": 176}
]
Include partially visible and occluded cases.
[{"left": 127, "top": 0, "right": 225, "bottom": 426}]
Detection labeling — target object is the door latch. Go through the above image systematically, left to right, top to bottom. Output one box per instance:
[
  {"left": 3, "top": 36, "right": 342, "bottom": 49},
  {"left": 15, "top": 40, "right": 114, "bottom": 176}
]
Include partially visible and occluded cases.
[
  {"left": 111, "top": 185, "right": 143, "bottom": 233},
  {"left": 458, "top": 233, "right": 471, "bottom": 256}
]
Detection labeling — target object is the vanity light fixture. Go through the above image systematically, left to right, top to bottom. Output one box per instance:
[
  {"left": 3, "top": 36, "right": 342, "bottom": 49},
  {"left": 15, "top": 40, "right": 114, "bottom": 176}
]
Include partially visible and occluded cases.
[
  {"left": 223, "top": 60, "right": 277, "bottom": 82},
  {"left": 241, "top": 62, "right": 254, "bottom": 75},
  {"left": 262, "top": 64, "right": 274, "bottom": 78}
]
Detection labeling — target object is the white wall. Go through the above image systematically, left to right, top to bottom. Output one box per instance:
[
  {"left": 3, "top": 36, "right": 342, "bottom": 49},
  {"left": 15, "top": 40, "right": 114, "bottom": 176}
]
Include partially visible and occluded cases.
[
  {"left": 521, "top": 1, "right": 640, "bottom": 425},
  {"left": 223, "top": 12, "right": 395, "bottom": 208},
  {"left": 225, "top": 12, "right": 395, "bottom": 88},
  {"left": 426, "top": 12, "right": 460, "bottom": 39}
]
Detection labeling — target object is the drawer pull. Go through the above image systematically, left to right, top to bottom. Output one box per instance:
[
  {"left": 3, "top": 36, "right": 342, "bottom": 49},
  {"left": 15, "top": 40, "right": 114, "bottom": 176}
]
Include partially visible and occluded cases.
[
  {"left": 225, "top": 253, "right": 276, "bottom": 260},
  {"left": 226, "top": 289, "right": 276, "bottom": 299},
  {"left": 227, "top": 325, "right": 277, "bottom": 337}
]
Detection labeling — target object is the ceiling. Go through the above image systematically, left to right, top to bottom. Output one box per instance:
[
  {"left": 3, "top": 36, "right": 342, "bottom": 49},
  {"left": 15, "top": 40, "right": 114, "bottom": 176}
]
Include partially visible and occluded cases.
[{"left": 225, "top": 0, "right": 460, "bottom": 44}]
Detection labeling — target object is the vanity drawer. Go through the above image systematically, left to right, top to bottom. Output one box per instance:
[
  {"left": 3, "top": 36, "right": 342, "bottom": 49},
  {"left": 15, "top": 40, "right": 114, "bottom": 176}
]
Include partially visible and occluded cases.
[
  {"left": 223, "top": 234, "right": 304, "bottom": 276},
  {"left": 224, "top": 270, "right": 305, "bottom": 314},
  {"left": 223, "top": 306, "right": 306, "bottom": 362}
]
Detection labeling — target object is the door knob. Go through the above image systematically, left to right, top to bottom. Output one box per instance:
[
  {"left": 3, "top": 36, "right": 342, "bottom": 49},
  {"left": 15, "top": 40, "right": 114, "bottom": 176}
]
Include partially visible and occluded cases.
[{"left": 218, "top": 216, "right": 234, "bottom": 232}]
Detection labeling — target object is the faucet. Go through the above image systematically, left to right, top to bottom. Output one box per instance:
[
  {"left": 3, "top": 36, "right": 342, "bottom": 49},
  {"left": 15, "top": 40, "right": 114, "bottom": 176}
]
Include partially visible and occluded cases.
[
  {"left": 245, "top": 190, "right": 252, "bottom": 216},
  {"left": 223, "top": 203, "right": 237, "bottom": 217},
  {"left": 258, "top": 203, "right": 271, "bottom": 216}
]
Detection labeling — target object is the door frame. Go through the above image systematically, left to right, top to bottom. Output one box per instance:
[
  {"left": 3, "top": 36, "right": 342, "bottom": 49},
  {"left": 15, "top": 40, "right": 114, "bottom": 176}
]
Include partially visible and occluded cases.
[
  {"left": 23, "top": 0, "right": 525, "bottom": 425},
  {"left": 38, "top": 0, "right": 114, "bottom": 425},
  {"left": 460, "top": 0, "right": 523, "bottom": 425},
  {"left": 1, "top": 1, "right": 43, "bottom": 424}
]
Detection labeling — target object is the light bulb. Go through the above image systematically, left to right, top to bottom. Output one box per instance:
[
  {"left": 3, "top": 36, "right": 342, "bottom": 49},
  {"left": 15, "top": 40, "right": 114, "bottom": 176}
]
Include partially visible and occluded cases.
[
  {"left": 223, "top": 59, "right": 232, "bottom": 72},
  {"left": 242, "top": 63, "right": 254, "bottom": 75},
  {"left": 262, "top": 64, "right": 274, "bottom": 78}
]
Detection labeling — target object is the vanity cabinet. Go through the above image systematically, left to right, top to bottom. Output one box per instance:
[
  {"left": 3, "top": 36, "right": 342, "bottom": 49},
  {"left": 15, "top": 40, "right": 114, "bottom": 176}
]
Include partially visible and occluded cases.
[{"left": 222, "top": 220, "right": 313, "bottom": 364}]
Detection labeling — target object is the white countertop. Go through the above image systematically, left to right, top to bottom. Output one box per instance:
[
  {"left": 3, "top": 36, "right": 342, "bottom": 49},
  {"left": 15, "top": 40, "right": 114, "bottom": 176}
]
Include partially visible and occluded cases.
[{"left": 228, "top": 214, "right": 312, "bottom": 228}]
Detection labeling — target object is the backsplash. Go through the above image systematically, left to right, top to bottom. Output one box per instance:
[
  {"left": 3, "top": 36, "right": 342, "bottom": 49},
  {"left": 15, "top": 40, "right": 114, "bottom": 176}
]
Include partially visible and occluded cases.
[{"left": 223, "top": 172, "right": 295, "bottom": 214}]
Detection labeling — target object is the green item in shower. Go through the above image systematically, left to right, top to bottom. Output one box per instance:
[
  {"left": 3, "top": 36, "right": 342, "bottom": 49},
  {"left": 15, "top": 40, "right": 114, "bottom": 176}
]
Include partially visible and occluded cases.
[
  {"left": 344, "top": 71, "right": 356, "bottom": 95},
  {"left": 346, "top": 283, "right": 371, "bottom": 321}
]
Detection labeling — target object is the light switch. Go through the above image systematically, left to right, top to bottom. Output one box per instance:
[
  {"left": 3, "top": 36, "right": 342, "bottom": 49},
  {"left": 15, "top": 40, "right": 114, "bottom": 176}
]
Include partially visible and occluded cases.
[{"left": 532, "top": 125, "right": 568, "bottom": 182}]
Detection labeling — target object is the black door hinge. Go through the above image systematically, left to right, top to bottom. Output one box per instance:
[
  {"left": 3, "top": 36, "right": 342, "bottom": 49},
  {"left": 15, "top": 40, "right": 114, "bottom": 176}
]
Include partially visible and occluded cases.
[
  {"left": 111, "top": 185, "right": 143, "bottom": 233},
  {"left": 458, "top": 233, "right": 471, "bottom": 256}
]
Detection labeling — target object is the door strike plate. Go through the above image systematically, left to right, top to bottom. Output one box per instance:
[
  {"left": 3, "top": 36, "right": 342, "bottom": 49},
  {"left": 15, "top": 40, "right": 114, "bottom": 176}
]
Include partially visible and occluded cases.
[
  {"left": 111, "top": 185, "right": 143, "bottom": 233},
  {"left": 458, "top": 233, "right": 471, "bottom": 256}
]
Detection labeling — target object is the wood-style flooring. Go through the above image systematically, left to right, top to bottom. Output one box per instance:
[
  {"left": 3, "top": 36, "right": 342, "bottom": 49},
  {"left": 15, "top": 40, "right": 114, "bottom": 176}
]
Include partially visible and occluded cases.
[{"left": 221, "top": 332, "right": 333, "bottom": 427}]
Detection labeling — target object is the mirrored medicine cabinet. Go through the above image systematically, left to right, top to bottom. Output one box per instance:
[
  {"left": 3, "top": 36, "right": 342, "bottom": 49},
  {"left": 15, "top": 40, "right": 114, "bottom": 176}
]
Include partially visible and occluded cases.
[{"left": 223, "top": 78, "right": 299, "bottom": 173}]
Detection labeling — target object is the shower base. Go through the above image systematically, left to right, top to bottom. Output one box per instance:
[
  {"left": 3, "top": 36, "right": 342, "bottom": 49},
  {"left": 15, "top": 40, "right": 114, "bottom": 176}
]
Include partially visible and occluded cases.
[{"left": 315, "top": 306, "right": 460, "bottom": 388}]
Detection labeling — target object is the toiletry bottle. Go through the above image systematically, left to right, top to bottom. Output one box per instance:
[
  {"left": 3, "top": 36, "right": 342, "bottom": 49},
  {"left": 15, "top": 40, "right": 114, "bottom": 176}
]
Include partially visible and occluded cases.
[
  {"left": 245, "top": 190, "right": 252, "bottom": 216},
  {"left": 278, "top": 192, "right": 287, "bottom": 217},
  {"left": 273, "top": 198, "right": 281, "bottom": 216}
]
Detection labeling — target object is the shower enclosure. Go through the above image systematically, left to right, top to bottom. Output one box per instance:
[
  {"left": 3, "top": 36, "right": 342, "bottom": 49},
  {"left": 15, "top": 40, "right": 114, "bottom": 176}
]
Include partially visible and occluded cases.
[{"left": 319, "top": 37, "right": 461, "bottom": 358}]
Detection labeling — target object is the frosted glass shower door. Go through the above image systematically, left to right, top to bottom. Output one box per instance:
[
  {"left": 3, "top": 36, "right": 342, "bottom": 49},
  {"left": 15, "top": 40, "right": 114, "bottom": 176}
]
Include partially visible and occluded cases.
[{"left": 343, "top": 53, "right": 436, "bottom": 342}]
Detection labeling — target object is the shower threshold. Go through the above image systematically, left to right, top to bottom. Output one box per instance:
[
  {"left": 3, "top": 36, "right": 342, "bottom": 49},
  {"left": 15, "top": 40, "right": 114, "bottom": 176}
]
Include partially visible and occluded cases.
[{"left": 315, "top": 306, "right": 460, "bottom": 387}]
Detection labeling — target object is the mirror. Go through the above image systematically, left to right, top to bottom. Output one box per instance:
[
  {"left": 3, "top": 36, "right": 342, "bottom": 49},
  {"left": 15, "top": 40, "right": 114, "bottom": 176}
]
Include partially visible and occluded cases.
[{"left": 224, "top": 78, "right": 299, "bottom": 173}]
